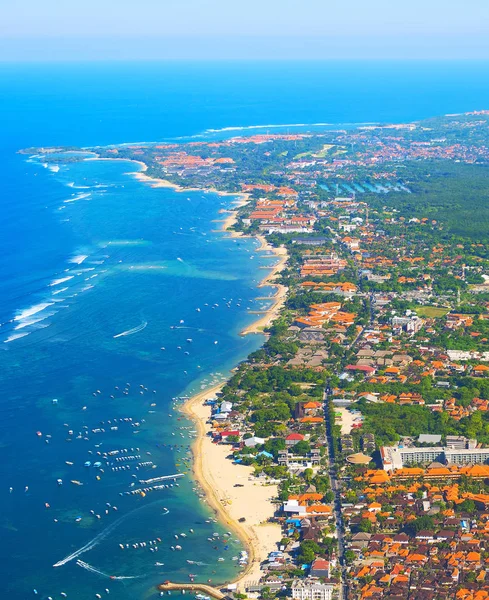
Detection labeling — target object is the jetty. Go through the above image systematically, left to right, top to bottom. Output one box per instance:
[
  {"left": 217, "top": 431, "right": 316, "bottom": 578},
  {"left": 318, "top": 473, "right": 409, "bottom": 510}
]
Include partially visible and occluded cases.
[
  {"left": 138, "top": 473, "right": 184, "bottom": 485},
  {"left": 158, "top": 582, "right": 227, "bottom": 600}
]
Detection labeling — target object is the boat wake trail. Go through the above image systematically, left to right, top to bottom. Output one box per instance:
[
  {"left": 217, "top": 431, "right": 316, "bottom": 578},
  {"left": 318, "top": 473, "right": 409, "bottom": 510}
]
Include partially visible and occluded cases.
[
  {"left": 113, "top": 320, "right": 147, "bottom": 339},
  {"left": 53, "top": 500, "right": 166, "bottom": 567},
  {"left": 76, "top": 560, "right": 140, "bottom": 580}
]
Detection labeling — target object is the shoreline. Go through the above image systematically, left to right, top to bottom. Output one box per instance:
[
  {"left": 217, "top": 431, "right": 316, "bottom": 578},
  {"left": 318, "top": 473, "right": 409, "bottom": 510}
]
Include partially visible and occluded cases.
[
  {"left": 88, "top": 153, "right": 288, "bottom": 589},
  {"left": 94, "top": 153, "right": 289, "bottom": 336},
  {"left": 177, "top": 206, "right": 289, "bottom": 590},
  {"left": 181, "top": 384, "right": 281, "bottom": 591}
]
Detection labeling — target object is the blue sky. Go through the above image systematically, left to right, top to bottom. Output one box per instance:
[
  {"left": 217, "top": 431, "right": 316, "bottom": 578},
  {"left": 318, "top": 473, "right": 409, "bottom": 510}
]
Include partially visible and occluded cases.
[{"left": 1, "top": 0, "right": 489, "bottom": 60}]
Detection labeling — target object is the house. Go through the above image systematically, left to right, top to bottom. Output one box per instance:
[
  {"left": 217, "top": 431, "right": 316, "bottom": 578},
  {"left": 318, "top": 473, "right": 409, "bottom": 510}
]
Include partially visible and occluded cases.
[
  {"left": 345, "top": 364, "right": 376, "bottom": 376},
  {"left": 220, "top": 400, "right": 233, "bottom": 413},
  {"left": 220, "top": 430, "right": 240, "bottom": 443},
  {"left": 286, "top": 433, "right": 305, "bottom": 447},
  {"left": 244, "top": 436, "right": 265, "bottom": 448},
  {"left": 283, "top": 499, "right": 307, "bottom": 515},
  {"left": 310, "top": 558, "right": 331, "bottom": 578},
  {"left": 292, "top": 579, "right": 334, "bottom": 600}
]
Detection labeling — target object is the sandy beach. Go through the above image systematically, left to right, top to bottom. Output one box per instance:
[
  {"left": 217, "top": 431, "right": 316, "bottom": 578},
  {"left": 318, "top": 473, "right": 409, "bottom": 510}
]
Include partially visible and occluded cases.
[
  {"left": 239, "top": 235, "right": 288, "bottom": 336},
  {"left": 182, "top": 385, "right": 282, "bottom": 590}
]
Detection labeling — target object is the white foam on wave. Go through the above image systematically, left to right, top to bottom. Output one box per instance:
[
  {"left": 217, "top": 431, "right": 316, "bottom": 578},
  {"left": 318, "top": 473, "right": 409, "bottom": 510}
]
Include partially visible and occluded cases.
[
  {"left": 201, "top": 121, "right": 376, "bottom": 136},
  {"left": 204, "top": 122, "right": 332, "bottom": 134},
  {"left": 48, "top": 164, "right": 60, "bottom": 173},
  {"left": 67, "top": 182, "right": 90, "bottom": 189},
  {"left": 63, "top": 192, "right": 91, "bottom": 204},
  {"left": 103, "top": 240, "right": 145, "bottom": 247},
  {"left": 69, "top": 255, "right": 88, "bottom": 265},
  {"left": 49, "top": 276, "right": 74, "bottom": 287},
  {"left": 51, "top": 287, "right": 69, "bottom": 295},
  {"left": 14, "top": 302, "right": 54, "bottom": 322},
  {"left": 14, "top": 312, "right": 55, "bottom": 330},
  {"left": 4, "top": 332, "right": 30, "bottom": 343}
]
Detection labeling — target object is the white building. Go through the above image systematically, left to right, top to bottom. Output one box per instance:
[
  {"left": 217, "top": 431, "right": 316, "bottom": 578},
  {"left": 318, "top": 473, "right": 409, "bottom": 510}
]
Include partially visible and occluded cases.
[
  {"left": 220, "top": 401, "right": 233, "bottom": 413},
  {"left": 244, "top": 436, "right": 265, "bottom": 448},
  {"left": 381, "top": 442, "right": 489, "bottom": 471},
  {"left": 283, "top": 499, "right": 307, "bottom": 515},
  {"left": 292, "top": 579, "right": 334, "bottom": 600}
]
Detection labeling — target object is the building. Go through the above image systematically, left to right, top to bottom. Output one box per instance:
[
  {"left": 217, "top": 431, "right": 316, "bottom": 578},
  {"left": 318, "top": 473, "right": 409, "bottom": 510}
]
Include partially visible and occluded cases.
[
  {"left": 292, "top": 237, "right": 329, "bottom": 246},
  {"left": 391, "top": 314, "right": 423, "bottom": 335},
  {"left": 286, "top": 433, "right": 305, "bottom": 447},
  {"left": 418, "top": 434, "right": 442, "bottom": 445},
  {"left": 446, "top": 435, "right": 477, "bottom": 449},
  {"left": 244, "top": 436, "right": 265, "bottom": 448},
  {"left": 381, "top": 442, "right": 489, "bottom": 471},
  {"left": 278, "top": 449, "right": 321, "bottom": 469},
  {"left": 310, "top": 558, "right": 331, "bottom": 578},
  {"left": 292, "top": 579, "right": 334, "bottom": 600}
]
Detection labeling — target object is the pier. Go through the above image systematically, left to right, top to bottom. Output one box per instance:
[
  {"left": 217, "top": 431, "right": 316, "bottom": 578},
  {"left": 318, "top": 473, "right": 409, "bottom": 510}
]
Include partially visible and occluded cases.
[
  {"left": 138, "top": 473, "right": 184, "bottom": 485},
  {"left": 158, "top": 582, "right": 227, "bottom": 600}
]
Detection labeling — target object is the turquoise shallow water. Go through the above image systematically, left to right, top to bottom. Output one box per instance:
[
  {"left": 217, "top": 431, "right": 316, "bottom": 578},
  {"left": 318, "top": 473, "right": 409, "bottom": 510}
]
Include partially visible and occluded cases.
[{"left": 2, "top": 60, "right": 489, "bottom": 599}]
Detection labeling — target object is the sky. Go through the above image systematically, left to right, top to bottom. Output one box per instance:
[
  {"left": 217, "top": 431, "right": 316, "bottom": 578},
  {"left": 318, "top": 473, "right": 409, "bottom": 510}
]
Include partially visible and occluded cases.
[{"left": 1, "top": 0, "right": 489, "bottom": 60}]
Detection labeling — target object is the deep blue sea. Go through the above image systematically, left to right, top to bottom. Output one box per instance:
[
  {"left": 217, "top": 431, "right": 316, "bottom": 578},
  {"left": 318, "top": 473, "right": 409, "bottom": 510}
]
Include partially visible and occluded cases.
[{"left": 1, "top": 60, "right": 489, "bottom": 600}]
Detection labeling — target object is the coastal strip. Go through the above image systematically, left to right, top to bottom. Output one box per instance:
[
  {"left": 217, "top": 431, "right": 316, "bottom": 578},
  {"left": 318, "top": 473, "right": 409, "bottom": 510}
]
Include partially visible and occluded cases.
[
  {"left": 87, "top": 153, "right": 287, "bottom": 589},
  {"left": 181, "top": 384, "right": 281, "bottom": 591}
]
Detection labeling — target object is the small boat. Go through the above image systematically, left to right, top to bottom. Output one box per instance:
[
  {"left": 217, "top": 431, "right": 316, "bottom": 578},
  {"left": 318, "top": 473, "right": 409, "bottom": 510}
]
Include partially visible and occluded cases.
[
  {"left": 84, "top": 461, "right": 91, "bottom": 467},
  {"left": 57, "top": 479, "right": 63, "bottom": 486},
  {"left": 71, "top": 480, "right": 83, "bottom": 486},
  {"left": 75, "top": 516, "right": 82, "bottom": 522}
]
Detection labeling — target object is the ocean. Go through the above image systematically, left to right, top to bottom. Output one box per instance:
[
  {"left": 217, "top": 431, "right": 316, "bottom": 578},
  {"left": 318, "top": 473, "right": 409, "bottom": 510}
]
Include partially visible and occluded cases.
[{"left": 1, "top": 60, "right": 489, "bottom": 599}]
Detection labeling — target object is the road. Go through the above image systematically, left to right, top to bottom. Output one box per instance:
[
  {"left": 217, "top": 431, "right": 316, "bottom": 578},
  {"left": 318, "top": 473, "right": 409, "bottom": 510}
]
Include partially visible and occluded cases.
[{"left": 323, "top": 383, "right": 349, "bottom": 600}]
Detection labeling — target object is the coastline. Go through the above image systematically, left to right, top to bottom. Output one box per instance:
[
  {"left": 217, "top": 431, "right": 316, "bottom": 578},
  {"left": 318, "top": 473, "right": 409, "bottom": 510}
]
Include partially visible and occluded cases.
[
  {"left": 88, "top": 153, "right": 288, "bottom": 589},
  {"left": 107, "top": 154, "right": 290, "bottom": 336},
  {"left": 178, "top": 205, "right": 289, "bottom": 590},
  {"left": 181, "top": 384, "right": 281, "bottom": 591}
]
